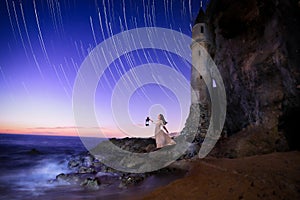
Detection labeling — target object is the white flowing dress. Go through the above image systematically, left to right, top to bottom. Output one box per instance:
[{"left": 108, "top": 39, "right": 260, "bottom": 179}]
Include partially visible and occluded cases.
[{"left": 154, "top": 120, "right": 176, "bottom": 148}]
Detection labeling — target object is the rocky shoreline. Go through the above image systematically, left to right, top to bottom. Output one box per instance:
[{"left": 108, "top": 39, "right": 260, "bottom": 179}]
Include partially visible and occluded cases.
[
  {"left": 48, "top": 137, "right": 300, "bottom": 200},
  {"left": 50, "top": 137, "right": 194, "bottom": 191}
]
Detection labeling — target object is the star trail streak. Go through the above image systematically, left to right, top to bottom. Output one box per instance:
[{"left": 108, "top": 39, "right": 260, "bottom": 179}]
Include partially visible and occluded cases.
[{"left": 0, "top": 0, "right": 209, "bottom": 137}]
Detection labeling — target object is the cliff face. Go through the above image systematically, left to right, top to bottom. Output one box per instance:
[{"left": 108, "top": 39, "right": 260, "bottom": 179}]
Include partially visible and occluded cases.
[{"left": 202, "top": 0, "right": 300, "bottom": 156}]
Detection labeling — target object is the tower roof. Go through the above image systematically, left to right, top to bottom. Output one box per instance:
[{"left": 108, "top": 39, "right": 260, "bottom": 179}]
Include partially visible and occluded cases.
[{"left": 194, "top": 7, "right": 206, "bottom": 25}]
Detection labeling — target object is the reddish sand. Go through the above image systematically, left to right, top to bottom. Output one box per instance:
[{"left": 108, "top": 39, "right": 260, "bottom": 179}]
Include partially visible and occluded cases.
[{"left": 142, "top": 152, "right": 300, "bottom": 200}]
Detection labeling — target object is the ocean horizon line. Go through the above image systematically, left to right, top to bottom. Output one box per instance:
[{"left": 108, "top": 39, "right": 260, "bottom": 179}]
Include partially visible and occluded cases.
[{"left": 0, "top": 132, "right": 158, "bottom": 140}]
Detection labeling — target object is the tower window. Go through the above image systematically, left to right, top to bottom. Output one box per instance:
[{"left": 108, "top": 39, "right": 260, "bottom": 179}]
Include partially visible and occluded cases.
[
  {"left": 200, "top": 26, "right": 204, "bottom": 33},
  {"left": 199, "top": 51, "right": 201, "bottom": 56}
]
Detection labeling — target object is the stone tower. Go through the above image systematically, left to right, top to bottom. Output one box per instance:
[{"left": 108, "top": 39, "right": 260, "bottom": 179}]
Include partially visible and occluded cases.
[
  {"left": 182, "top": 4, "right": 211, "bottom": 144},
  {"left": 191, "top": 6, "right": 209, "bottom": 106}
]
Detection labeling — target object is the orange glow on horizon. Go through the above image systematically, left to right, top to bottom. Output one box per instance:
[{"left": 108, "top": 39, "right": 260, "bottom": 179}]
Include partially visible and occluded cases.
[{"left": 0, "top": 126, "right": 127, "bottom": 138}]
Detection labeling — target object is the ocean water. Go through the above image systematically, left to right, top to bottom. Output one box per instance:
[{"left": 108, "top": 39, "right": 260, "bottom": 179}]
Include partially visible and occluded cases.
[
  {"left": 0, "top": 134, "right": 185, "bottom": 200},
  {"left": 0, "top": 134, "right": 103, "bottom": 200}
]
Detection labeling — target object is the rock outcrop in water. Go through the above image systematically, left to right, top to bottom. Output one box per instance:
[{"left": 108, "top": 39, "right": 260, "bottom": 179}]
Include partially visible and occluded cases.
[{"left": 190, "top": 0, "right": 300, "bottom": 157}]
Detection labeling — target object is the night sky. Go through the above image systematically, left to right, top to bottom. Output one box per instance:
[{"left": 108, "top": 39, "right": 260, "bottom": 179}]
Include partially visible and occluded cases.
[{"left": 0, "top": 0, "right": 209, "bottom": 137}]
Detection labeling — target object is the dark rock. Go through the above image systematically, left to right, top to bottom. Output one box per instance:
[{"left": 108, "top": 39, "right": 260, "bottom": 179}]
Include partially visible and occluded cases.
[
  {"left": 216, "top": 0, "right": 299, "bottom": 149},
  {"left": 209, "top": 126, "right": 290, "bottom": 158},
  {"left": 109, "top": 137, "right": 156, "bottom": 153},
  {"left": 27, "top": 148, "right": 41, "bottom": 155},
  {"left": 82, "top": 154, "right": 94, "bottom": 167},
  {"left": 68, "top": 159, "right": 80, "bottom": 168},
  {"left": 92, "top": 159, "right": 104, "bottom": 171},
  {"left": 78, "top": 166, "right": 96, "bottom": 174},
  {"left": 102, "top": 166, "right": 119, "bottom": 174},
  {"left": 95, "top": 172, "right": 119, "bottom": 185},
  {"left": 55, "top": 173, "right": 81, "bottom": 184},
  {"left": 119, "top": 174, "right": 145, "bottom": 188},
  {"left": 80, "top": 177, "right": 101, "bottom": 190}
]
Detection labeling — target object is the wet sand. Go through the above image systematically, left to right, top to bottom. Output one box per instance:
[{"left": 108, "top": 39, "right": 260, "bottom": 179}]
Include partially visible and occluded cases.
[{"left": 142, "top": 151, "right": 300, "bottom": 200}]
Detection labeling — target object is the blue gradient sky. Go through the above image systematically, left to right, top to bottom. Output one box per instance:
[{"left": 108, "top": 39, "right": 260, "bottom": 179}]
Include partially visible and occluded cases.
[{"left": 0, "top": 0, "right": 208, "bottom": 137}]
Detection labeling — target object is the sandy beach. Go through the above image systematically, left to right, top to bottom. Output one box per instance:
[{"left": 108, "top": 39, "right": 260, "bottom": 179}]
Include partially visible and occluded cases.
[{"left": 143, "top": 151, "right": 300, "bottom": 200}]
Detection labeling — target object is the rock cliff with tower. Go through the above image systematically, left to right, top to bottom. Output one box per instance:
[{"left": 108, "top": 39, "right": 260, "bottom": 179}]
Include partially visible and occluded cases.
[{"left": 183, "top": 0, "right": 300, "bottom": 157}]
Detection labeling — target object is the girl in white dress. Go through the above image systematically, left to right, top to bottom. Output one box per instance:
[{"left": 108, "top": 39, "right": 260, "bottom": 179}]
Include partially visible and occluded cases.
[{"left": 150, "top": 114, "right": 176, "bottom": 148}]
